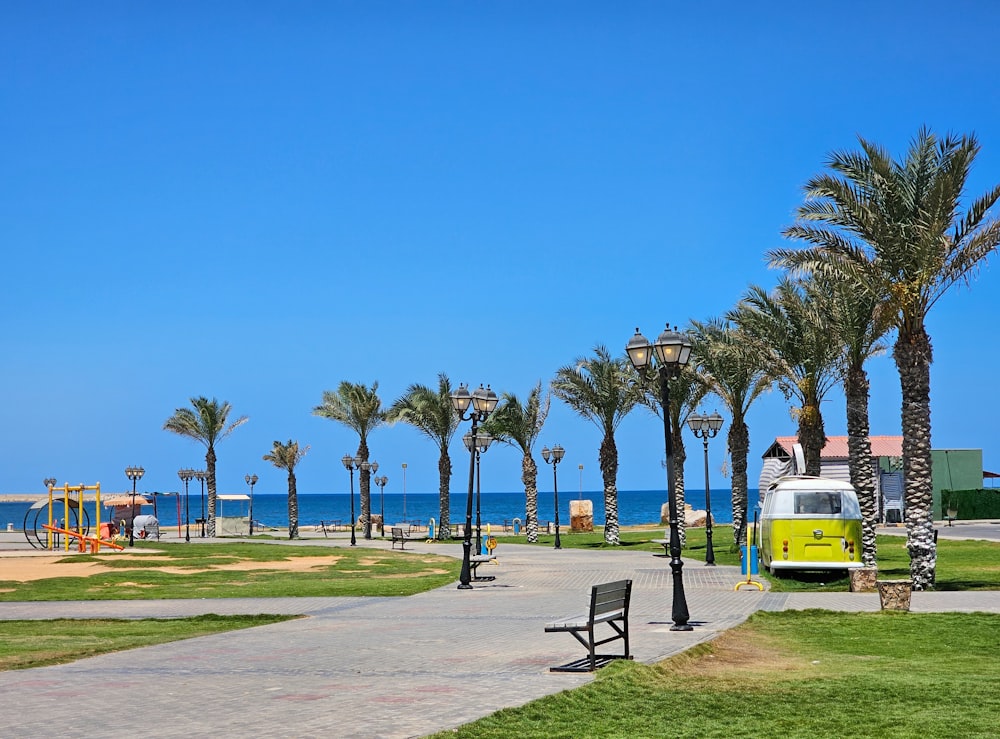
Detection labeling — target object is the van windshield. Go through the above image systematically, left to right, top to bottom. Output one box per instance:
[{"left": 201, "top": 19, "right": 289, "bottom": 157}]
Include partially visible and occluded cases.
[{"left": 794, "top": 491, "right": 842, "bottom": 515}]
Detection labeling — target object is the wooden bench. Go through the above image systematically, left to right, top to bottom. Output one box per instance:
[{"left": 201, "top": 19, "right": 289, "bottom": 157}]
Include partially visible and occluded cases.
[
  {"left": 318, "top": 520, "right": 342, "bottom": 537},
  {"left": 391, "top": 526, "right": 419, "bottom": 550},
  {"left": 650, "top": 528, "right": 670, "bottom": 555},
  {"left": 469, "top": 555, "right": 498, "bottom": 581},
  {"left": 545, "top": 579, "right": 633, "bottom": 672}
]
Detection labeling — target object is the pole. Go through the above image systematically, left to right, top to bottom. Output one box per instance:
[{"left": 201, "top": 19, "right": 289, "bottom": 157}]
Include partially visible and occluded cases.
[
  {"left": 661, "top": 367, "right": 691, "bottom": 631},
  {"left": 459, "top": 415, "right": 478, "bottom": 589},
  {"left": 703, "top": 435, "right": 715, "bottom": 566},
  {"left": 475, "top": 449, "right": 483, "bottom": 555},
  {"left": 553, "top": 460, "right": 562, "bottom": 549},
  {"left": 402, "top": 463, "right": 407, "bottom": 521},
  {"left": 349, "top": 467, "right": 357, "bottom": 547},
  {"left": 184, "top": 479, "right": 190, "bottom": 542},
  {"left": 380, "top": 480, "right": 385, "bottom": 537}
]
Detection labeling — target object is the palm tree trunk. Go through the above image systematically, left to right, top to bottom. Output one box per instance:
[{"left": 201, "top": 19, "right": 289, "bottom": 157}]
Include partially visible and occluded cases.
[
  {"left": 894, "top": 327, "right": 936, "bottom": 589},
  {"left": 846, "top": 364, "right": 877, "bottom": 566},
  {"left": 798, "top": 388, "right": 826, "bottom": 476},
  {"left": 728, "top": 418, "right": 750, "bottom": 549},
  {"left": 672, "top": 428, "right": 687, "bottom": 546},
  {"left": 600, "top": 434, "right": 619, "bottom": 544},
  {"left": 359, "top": 440, "right": 371, "bottom": 539},
  {"left": 206, "top": 447, "right": 217, "bottom": 538},
  {"left": 437, "top": 451, "right": 451, "bottom": 540},
  {"left": 523, "top": 454, "right": 539, "bottom": 544},
  {"left": 287, "top": 471, "right": 299, "bottom": 539}
]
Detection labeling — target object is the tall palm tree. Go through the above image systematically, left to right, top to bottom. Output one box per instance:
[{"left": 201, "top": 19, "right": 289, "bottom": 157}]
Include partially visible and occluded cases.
[
  {"left": 772, "top": 128, "right": 1000, "bottom": 588},
  {"left": 813, "top": 272, "right": 892, "bottom": 567},
  {"left": 728, "top": 277, "right": 840, "bottom": 476},
  {"left": 689, "top": 319, "right": 773, "bottom": 548},
  {"left": 551, "top": 345, "right": 642, "bottom": 545},
  {"left": 638, "top": 365, "right": 706, "bottom": 545},
  {"left": 387, "top": 373, "right": 460, "bottom": 539},
  {"left": 313, "top": 382, "right": 386, "bottom": 539},
  {"left": 482, "top": 382, "right": 550, "bottom": 543},
  {"left": 163, "top": 397, "right": 248, "bottom": 537},
  {"left": 263, "top": 440, "right": 309, "bottom": 540}
]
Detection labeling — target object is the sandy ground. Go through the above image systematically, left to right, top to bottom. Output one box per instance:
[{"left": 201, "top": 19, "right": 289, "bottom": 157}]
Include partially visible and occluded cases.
[{"left": 0, "top": 552, "right": 346, "bottom": 583}]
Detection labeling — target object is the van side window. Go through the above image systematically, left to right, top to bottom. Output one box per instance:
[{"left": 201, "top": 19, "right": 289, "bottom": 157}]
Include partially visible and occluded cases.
[{"left": 793, "top": 492, "right": 842, "bottom": 515}]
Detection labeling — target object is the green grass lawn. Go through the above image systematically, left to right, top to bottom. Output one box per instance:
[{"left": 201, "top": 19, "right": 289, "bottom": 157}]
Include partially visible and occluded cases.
[
  {"left": 0, "top": 541, "right": 461, "bottom": 601},
  {"left": 431, "top": 610, "right": 1000, "bottom": 738},
  {"left": 0, "top": 614, "right": 298, "bottom": 670}
]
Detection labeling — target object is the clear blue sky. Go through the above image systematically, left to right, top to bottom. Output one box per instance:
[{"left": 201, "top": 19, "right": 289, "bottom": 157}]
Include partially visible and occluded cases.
[{"left": 4, "top": 1, "right": 1000, "bottom": 499}]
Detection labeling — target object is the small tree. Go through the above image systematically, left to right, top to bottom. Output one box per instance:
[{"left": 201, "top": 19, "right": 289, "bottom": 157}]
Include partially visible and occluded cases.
[
  {"left": 163, "top": 397, "right": 248, "bottom": 537},
  {"left": 263, "top": 440, "right": 309, "bottom": 539}
]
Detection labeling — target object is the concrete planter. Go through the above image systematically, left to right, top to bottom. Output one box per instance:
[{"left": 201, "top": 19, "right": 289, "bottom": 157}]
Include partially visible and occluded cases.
[
  {"left": 850, "top": 567, "right": 878, "bottom": 592},
  {"left": 877, "top": 579, "right": 913, "bottom": 611}
]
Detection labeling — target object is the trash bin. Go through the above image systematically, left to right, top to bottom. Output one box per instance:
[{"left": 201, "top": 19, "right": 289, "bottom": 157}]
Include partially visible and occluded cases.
[{"left": 740, "top": 545, "right": 759, "bottom": 576}]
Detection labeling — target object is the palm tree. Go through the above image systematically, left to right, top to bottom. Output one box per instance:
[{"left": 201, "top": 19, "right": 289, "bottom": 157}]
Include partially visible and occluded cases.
[
  {"left": 772, "top": 128, "right": 1000, "bottom": 589},
  {"left": 813, "top": 272, "right": 892, "bottom": 567},
  {"left": 728, "top": 277, "right": 840, "bottom": 476},
  {"left": 689, "top": 319, "right": 773, "bottom": 548},
  {"left": 551, "top": 346, "right": 642, "bottom": 545},
  {"left": 638, "top": 366, "right": 706, "bottom": 545},
  {"left": 387, "top": 373, "right": 460, "bottom": 539},
  {"left": 313, "top": 382, "right": 386, "bottom": 539},
  {"left": 482, "top": 382, "right": 550, "bottom": 543},
  {"left": 163, "top": 397, "right": 248, "bottom": 537},
  {"left": 263, "top": 440, "right": 309, "bottom": 539}
]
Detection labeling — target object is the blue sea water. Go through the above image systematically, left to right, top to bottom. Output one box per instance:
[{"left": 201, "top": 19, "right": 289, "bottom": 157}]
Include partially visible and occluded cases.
[{"left": 2, "top": 489, "right": 747, "bottom": 534}]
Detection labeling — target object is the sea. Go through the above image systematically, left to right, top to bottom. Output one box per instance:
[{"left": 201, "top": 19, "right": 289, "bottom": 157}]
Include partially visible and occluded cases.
[{"left": 2, "top": 489, "right": 749, "bottom": 535}]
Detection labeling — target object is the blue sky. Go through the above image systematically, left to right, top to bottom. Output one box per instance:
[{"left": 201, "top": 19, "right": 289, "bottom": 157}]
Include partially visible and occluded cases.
[{"left": 4, "top": 1, "right": 1000, "bottom": 499}]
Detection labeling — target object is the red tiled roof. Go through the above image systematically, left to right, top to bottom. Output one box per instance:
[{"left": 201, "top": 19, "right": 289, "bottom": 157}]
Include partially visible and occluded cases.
[{"left": 773, "top": 435, "right": 902, "bottom": 459}]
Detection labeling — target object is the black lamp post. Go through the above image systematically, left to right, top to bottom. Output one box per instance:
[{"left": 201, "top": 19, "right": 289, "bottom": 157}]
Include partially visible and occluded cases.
[
  {"left": 627, "top": 325, "right": 693, "bottom": 631},
  {"left": 451, "top": 383, "right": 499, "bottom": 589},
  {"left": 688, "top": 411, "right": 725, "bottom": 566},
  {"left": 463, "top": 430, "right": 494, "bottom": 555},
  {"left": 541, "top": 444, "right": 566, "bottom": 549},
  {"left": 342, "top": 455, "right": 361, "bottom": 546},
  {"left": 364, "top": 461, "right": 378, "bottom": 539},
  {"left": 125, "top": 465, "right": 145, "bottom": 547},
  {"left": 178, "top": 468, "right": 194, "bottom": 542},
  {"left": 193, "top": 470, "right": 207, "bottom": 537},
  {"left": 245, "top": 473, "right": 258, "bottom": 536},
  {"left": 374, "top": 474, "right": 388, "bottom": 536},
  {"left": 43, "top": 477, "right": 56, "bottom": 490}
]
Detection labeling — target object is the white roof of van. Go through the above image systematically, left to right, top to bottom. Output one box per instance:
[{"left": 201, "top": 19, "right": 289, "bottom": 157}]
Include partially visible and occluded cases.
[{"left": 766, "top": 475, "right": 856, "bottom": 492}]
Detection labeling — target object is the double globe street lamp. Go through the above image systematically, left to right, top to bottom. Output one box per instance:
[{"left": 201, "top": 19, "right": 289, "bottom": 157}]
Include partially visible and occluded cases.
[
  {"left": 626, "top": 324, "right": 693, "bottom": 631},
  {"left": 451, "top": 383, "right": 499, "bottom": 589},
  {"left": 687, "top": 411, "right": 725, "bottom": 566},
  {"left": 463, "top": 429, "right": 494, "bottom": 555},
  {"left": 541, "top": 444, "right": 566, "bottom": 549},
  {"left": 342, "top": 455, "right": 362, "bottom": 546},
  {"left": 364, "top": 461, "right": 379, "bottom": 539},
  {"left": 125, "top": 465, "right": 145, "bottom": 547},
  {"left": 178, "top": 468, "right": 195, "bottom": 542},
  {"left": 245, "top": 474, "right": 258, "bottom": 536},
  {"left": 374, "top": 474, "right": 389, "bottom": 536}
]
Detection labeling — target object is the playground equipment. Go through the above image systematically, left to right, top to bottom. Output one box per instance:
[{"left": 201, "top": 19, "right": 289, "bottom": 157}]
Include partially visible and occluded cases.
[{"left": 24, "top": 481, "right": 121, "bottom": 552}]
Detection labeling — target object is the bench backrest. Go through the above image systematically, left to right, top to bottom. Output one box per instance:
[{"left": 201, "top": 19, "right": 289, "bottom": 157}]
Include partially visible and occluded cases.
[
  {"left": 391, "top": 527, "right": 404, "bottom": 537},
  {"left": 589, "top": 579, "right": 632, "bottom": 620}
]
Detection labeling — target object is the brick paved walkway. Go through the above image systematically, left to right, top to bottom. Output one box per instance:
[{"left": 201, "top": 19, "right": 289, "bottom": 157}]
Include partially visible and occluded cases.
[{"left": 1, "top": 535, "right": 998, "bottom": 738}]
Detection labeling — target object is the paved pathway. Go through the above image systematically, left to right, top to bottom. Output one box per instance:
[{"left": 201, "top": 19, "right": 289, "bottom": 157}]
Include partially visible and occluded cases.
[{"left": 1, "top": 534, "right": 998, "bottom": 738}]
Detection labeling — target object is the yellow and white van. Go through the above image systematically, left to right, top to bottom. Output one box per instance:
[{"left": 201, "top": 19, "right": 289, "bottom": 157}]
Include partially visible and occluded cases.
[{"left": 758, "top": 475, "right": 863, "bottom": 573}]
